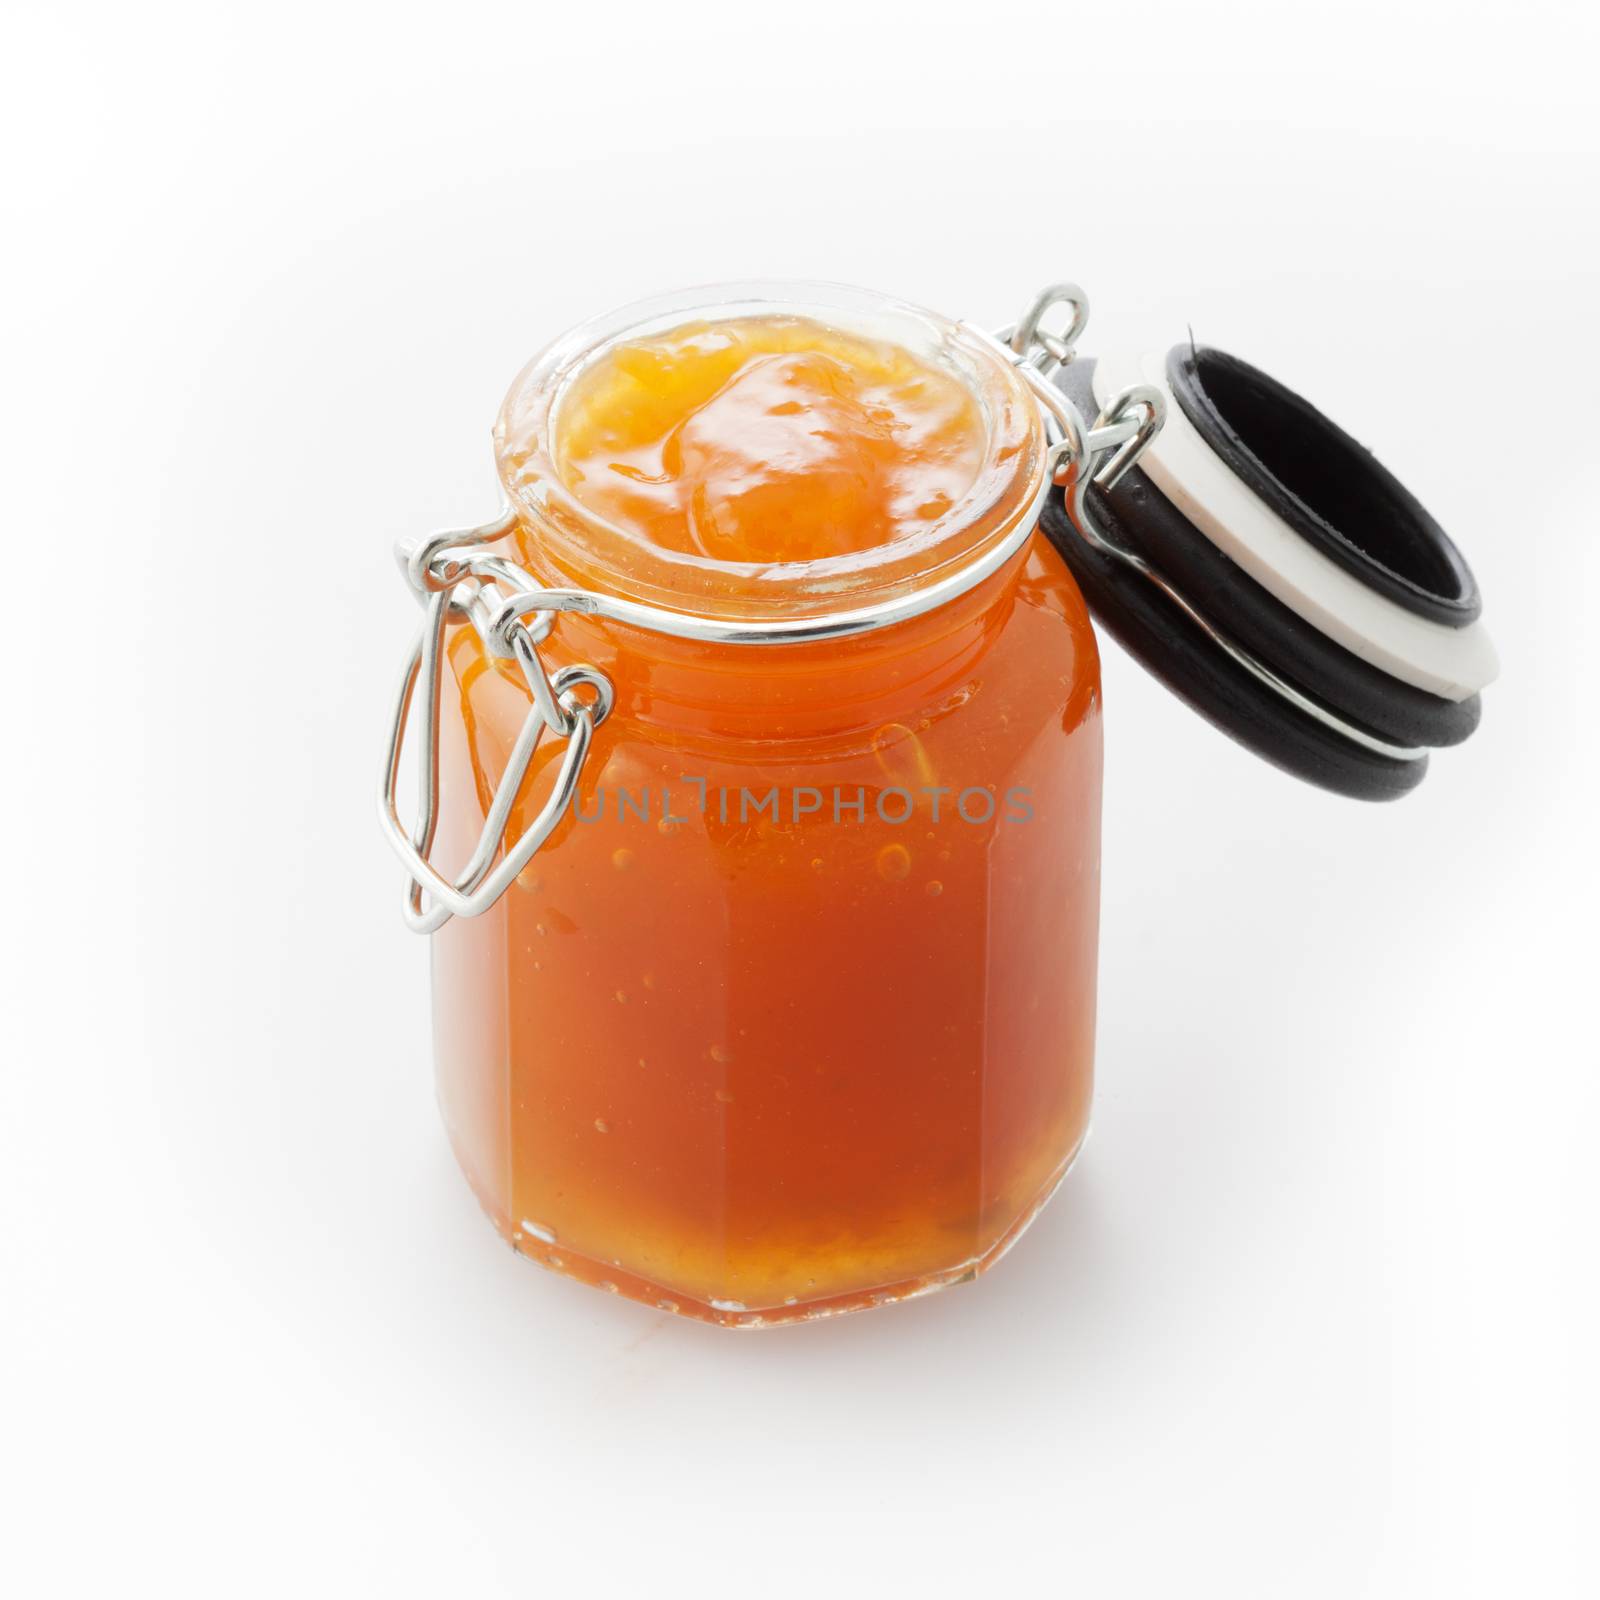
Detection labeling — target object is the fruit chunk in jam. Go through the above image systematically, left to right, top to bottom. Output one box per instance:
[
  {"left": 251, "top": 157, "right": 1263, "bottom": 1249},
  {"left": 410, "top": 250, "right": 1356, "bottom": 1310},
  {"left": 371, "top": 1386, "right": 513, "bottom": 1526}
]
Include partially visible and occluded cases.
[
  {"left": 431, "top": 304, "right": 1102, "bottom": 1326},
  {"left": 554, "top": 315, "right": 988, "bottom": 565}
]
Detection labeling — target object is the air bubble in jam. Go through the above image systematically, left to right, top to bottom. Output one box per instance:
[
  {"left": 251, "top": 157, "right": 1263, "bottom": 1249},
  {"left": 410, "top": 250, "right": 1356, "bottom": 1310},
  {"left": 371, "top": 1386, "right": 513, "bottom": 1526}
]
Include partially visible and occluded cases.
[
  {"left": 432, "top": 292, "right": 1102, "bottom": 1327},
  {"left": 876, "top": 843, "right": 912, "bottom": 882}
]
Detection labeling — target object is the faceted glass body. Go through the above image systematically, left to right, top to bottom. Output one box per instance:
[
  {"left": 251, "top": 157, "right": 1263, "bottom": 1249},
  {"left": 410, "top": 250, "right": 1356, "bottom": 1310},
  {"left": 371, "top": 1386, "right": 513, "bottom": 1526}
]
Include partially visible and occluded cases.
[{"left": 428, "top": 286, "right": 1104, "bottom": 1325}]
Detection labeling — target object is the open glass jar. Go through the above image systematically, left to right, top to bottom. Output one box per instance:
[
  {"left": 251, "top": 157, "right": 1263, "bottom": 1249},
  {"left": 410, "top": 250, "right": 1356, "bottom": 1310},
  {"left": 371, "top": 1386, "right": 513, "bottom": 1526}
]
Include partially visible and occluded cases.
[{"left": 381, "top": 278, "right": 1494, "bottom": 1326}]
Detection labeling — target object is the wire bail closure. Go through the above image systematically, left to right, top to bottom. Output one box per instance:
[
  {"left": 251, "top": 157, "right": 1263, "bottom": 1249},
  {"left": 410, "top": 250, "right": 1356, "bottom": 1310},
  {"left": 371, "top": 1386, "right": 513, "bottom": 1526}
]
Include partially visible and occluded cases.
[
  {"left": 378, "top": 282, "right": 1169, "bottom": 932},
  {"left": 378, "top": 515, "right": 615, "bottom": 935}
]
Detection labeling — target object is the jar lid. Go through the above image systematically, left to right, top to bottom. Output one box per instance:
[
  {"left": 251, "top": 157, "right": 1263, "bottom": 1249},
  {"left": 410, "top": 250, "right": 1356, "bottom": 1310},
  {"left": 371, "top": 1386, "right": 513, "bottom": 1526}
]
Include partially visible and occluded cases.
[{"left": 1039, "top": 344, "right": 1498, "bottom": 800}]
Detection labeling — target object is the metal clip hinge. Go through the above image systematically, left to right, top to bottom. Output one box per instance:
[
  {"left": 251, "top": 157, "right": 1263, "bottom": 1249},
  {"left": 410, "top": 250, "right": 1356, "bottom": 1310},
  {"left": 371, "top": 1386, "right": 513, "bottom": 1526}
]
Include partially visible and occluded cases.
[{"left": 379, "top": 531, "right": 614, "bottom": 935}]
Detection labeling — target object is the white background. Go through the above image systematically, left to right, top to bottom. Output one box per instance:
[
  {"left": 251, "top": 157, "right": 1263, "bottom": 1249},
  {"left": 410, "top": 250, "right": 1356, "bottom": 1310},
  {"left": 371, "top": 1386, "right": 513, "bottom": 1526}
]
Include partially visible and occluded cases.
[{"left": 5, "top": 2, "right": 1597, "bottom": 1594}]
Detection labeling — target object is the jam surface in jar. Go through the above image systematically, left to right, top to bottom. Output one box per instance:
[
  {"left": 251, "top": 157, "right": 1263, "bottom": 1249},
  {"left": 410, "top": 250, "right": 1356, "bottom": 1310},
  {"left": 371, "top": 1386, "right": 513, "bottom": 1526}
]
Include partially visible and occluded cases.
[
  {"left": 431, "top": 292, "right": 1102, "bottom": 1326},
  {"left": 553, "top": 314, "right": 988, "bottom": 566}
]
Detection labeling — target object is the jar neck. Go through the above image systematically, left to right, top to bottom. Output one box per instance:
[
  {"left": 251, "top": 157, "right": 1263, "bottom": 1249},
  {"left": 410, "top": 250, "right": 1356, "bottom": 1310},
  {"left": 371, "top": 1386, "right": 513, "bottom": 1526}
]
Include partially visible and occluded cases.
[{"left": 492, "top": 281, "right": 1048, "bottom": 629}]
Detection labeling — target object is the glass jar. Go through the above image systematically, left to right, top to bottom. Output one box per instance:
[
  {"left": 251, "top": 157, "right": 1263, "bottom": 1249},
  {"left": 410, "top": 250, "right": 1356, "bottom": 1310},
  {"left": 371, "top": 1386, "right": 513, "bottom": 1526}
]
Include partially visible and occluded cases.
[
  {"left": 383, "top": 276, "right": 1497, "bottom": 1326},
  {"left": 411, "top": 284, "right": 1102, "bottom": 1326}
]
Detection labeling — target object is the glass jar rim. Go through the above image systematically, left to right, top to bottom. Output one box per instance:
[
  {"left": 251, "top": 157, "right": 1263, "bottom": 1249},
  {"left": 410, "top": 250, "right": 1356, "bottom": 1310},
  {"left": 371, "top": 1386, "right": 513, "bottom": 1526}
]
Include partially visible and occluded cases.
[{"left": 491, "top": 280, "right": 1048, "bottom": 624}]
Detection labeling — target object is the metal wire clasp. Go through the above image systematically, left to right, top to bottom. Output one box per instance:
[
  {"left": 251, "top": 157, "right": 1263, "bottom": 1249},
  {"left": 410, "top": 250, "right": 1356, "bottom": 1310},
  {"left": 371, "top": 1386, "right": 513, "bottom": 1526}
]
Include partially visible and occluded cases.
[
  {"left": 992, "top": 281, "right": 1166, "bottom": 498},
  {"left": 378, "top": 510, "right": 614, "bottom": 935}
]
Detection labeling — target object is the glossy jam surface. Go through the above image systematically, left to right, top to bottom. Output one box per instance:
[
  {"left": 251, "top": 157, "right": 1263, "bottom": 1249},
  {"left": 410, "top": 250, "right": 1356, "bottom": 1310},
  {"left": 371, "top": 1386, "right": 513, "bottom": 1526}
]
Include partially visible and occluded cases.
[
  {"left": 431, "top": 300, "right": 1102, "bottom": 1326},
  {"left": 553, "top": 315, "right": 988, "bottom": 566}
]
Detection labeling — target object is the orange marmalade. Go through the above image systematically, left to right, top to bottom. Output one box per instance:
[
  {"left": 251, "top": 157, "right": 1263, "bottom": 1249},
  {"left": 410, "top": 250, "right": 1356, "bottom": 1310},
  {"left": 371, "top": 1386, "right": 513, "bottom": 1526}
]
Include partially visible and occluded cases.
[{"left": 430, "top": 286, "right": 1102, "bottom": 1326}]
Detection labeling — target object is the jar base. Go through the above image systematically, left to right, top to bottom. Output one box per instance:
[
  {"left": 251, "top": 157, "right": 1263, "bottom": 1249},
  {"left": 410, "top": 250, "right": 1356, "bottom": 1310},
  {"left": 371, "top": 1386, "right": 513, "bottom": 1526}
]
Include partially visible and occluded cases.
[{"left": 449, "top": 1123, "right": 1087, "bottom": 1329}]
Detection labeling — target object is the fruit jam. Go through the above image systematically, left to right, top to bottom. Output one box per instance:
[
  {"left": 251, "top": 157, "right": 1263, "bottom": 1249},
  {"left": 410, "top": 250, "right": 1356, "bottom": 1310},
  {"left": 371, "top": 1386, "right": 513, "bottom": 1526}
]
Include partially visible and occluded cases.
[
  {"left": 430, "top": 290, "right": 1103, "bottom": 1326},
  {"left": 553, "top": 315, "right": 987, "bottom": 566}
]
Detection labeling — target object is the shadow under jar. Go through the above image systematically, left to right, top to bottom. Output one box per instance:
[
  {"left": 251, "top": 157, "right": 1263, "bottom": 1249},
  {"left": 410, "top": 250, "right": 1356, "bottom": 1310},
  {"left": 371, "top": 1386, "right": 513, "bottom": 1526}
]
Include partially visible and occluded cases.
[{"left": 424, "top": 284, "right": 1103, "bottom": 1326}]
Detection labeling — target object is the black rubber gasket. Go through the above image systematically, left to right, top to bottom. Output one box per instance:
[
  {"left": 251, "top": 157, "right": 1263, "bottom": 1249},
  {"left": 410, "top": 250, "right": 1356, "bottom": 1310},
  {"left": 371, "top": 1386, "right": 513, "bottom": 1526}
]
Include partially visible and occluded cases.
[
  {"left": 1166, "top": 345, "right": 1481, "bottom": 628},
  {"left": 1040, "top": 357, "right": 1485, "bottom": 800},
  {"left": 1058, "top": 360, "right": 1480, "bottom": 752}
]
